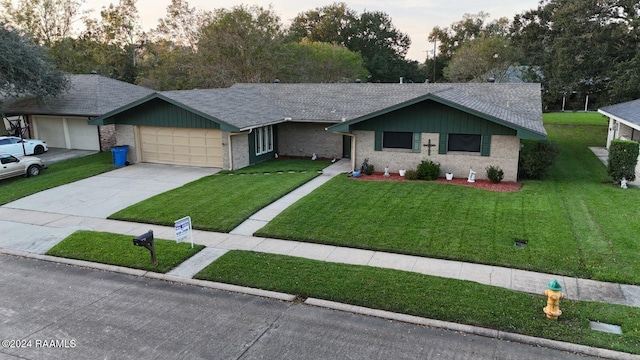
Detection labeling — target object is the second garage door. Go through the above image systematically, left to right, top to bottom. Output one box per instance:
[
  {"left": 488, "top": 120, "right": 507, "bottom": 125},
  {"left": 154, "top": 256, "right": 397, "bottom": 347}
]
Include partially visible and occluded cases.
[{"left": 139, "top": 126, "right": 223, "bottom": 167}]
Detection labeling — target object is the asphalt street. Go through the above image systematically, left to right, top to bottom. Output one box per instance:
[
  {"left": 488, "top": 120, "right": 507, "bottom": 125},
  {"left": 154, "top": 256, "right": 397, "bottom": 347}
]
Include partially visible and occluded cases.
[{"left": 0, "top": 254, "right": 603, "bottom": 360}]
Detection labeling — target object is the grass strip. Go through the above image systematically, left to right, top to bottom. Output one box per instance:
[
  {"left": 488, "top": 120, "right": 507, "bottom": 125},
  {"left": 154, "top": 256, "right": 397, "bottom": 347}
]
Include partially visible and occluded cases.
[
  {"left": 0, "top": 152, "right": 114, "bottom": 205},
  {"left": 109, "top": 159, "right": 329, "bottom": 232},
  {"left": 46, "top": 230, "right": 204, "bottom": 273},
  {"left": 195, "top": 250, "right": 640, "bottom": 355}
]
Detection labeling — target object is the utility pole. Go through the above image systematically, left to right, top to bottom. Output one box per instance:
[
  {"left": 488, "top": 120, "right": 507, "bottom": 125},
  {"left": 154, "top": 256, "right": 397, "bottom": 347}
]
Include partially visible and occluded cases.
[{"left": 432, "top": 40, "right": 437, "bottom": 83}]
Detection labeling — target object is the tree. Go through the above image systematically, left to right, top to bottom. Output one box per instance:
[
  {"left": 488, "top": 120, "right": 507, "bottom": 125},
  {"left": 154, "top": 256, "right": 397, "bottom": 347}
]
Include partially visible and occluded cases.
[
  {"left": 0, "top": 0, "right": 86, "bottom": 45},
  {"left": 65, "top": 0, "right": 142, "bottom": 83},
  {"left": 136, "top": 0, "right": 212, "bottom": 90},
  {"left": 152, "top": 0, "right": 212, "bottom": 51},
  {"left": 511, "top": 0, "right": 640, "bottom": 108},
  {"left": 287, "top": 2, "right": 356, "bottom": 45},
  {"left": 288, "top": 3, "right": 418, "bottom": 82},
  {"left": 194, "top": 5, "right": 284, "bottom": 88},
  {"left": 348, "top": 10, "right": 412, "bottom": 82},
  {"left": 428, "top": 12, "right": 508, "bottom": 59},
  {"left": 0, "top": 23, "right": 68, "bottom": 111},
  {"left": 49, "top": 34, "right": 135, "bottom": 82},
  {"left": 443, "top": 35, "right": 521, "bottom": 82},
  {"left": 135, "top": 39, "right": 196, "bottom": 90},
  {"left": 278, "top": 40, "right": 369, "bottom": 83}
]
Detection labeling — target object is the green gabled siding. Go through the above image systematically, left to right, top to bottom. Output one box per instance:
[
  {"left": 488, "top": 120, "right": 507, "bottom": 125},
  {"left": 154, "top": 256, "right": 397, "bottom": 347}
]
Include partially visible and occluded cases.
[
  {"left": 110, "top": 98, "right": 222, "bottom": 129},
  {"left": 353, "top": 100, "right": 516, "bottom": 136}
]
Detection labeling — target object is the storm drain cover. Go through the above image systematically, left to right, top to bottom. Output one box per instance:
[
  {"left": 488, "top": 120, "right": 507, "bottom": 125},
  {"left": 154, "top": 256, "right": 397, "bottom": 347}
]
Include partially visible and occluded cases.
[
  {"left": 514, "top": 238, "right": 528, "bottom": 248},
  {"left": 590, "top": 321, "right": 622, "bottom": 334}
]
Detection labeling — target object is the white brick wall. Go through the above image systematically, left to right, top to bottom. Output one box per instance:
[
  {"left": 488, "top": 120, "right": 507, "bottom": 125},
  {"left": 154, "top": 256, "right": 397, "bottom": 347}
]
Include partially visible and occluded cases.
[
  {"left": 114, "top": 124, "right": 137, "bottom": 164},
  {"left": 354, "top": 130, "right": 520, "bottom": 181}
]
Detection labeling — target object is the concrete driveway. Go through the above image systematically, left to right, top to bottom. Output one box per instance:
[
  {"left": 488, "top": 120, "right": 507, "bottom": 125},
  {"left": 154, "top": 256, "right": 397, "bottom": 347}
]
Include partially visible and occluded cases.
[{"left": 3, "top": 163, "right": 219, "bottom": 218}]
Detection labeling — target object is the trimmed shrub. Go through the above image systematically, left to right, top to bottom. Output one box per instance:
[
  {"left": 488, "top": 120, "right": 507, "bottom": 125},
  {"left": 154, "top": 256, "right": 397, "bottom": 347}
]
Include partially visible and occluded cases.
[
  {"left": 608, "top": 139, "right": 639, "bottom": 182},
  {"left": 518, "top": 140, "right": 560, "bottom": 180},
  {"left": 416, "top": 160, "right": 440, "bottom": 181},
  {"left": 363, "top": 163, "right": 375, "bottom": 175},
  {"left": 486, "top": 165, "right": 504, "bottom": 184},
  {"left": 404, "top": 169, "right": 419, "bottom": 180}
]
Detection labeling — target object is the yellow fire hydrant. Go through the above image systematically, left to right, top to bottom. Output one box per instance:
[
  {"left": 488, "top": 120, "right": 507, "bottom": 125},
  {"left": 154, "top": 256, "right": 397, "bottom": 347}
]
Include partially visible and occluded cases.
[{"left": 543, "top": 279, "right": 565, "bottom": 320}]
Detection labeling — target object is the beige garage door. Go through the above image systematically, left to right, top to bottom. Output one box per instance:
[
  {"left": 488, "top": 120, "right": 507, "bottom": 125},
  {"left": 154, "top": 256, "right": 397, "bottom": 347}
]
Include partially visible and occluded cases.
[
  {"left": 32, "top": 115, "right": 100, "bottom": 150},
  {"left": 139, "top": 126, "right": 222, "bottom": 167}
]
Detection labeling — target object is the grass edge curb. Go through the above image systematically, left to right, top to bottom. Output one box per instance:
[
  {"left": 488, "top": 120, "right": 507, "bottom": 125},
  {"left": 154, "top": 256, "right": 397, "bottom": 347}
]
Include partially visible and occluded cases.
[
  {"left": 1, "top": 248, "right": 638, "bottom": 360},
  {"left": 304, "top": 298, "right": 640, "bottom": 360}
]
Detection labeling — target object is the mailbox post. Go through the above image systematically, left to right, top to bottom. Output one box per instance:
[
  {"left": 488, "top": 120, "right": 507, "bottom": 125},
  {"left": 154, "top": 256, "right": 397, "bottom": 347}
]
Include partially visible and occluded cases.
[{"left": 133, "top": 230, "right": 156, "bottom": 265}]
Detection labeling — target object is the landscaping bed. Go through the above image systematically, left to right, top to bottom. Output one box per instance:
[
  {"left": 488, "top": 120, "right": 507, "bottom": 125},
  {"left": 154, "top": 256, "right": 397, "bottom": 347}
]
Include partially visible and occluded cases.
[{"left": 353, "top": 172, "right": 522, "bottom": 192}]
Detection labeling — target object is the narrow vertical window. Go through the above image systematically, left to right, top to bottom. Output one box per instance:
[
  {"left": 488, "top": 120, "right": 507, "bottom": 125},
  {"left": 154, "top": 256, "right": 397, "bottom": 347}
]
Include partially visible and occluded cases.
[{"left": 255, "top": 125, "right": 274, "bottom": 156}]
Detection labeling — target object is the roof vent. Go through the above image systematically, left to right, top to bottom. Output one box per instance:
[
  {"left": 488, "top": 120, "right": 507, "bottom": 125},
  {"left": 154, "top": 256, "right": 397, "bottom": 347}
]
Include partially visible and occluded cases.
[
  {"left": 90, "top": 70, "right": 98, "bottom": 74},
  {"left": 400, "top": 77, "right": 404, "bottom": 84},
  {"left": 488, "top": 77, "right": 496, "bottom": 83},
  {"left": 355, "top": 78, "right": 361, "bottom": 83},
  {"left": 273, "top": 79, "right": 280, "bottom": 83}
]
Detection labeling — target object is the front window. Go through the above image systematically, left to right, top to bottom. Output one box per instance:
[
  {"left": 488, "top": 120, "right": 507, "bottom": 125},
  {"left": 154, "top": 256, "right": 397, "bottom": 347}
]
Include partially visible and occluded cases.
[
  {"left": 255, "top": 125, "right": 274, "bottom": 156},
  {"left": 383, "top": 131, "right": 412, "bottom": 149},
  {"left": 448, "top": 134, "right": 481, "bottom": 152}
]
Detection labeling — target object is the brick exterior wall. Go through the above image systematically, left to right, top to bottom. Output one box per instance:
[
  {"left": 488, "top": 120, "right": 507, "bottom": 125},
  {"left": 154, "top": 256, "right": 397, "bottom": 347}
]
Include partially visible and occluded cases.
[
  {"left": 277, "top": 122, "right": 342, "bottom": 160},
  {"left": 98, "top": 124, "right": 116, "bottom": 151},
  {"left": 114, "top": 124, "right": 137, "bottom": 164},
  {"left": 354, "top": 130, "right": 521, "bottom": 181}
]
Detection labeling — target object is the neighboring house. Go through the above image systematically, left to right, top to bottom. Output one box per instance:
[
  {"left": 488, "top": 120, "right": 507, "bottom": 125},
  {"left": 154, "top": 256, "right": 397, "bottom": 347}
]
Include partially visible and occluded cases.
[
  {"left": 2, "top": 74, "right": 154, "bottom": 151},
  {"left": 90, "top": 82, "right": 546, "bottom": 181},
  {"left": 599, "top": 98, "right": 640, "bottom": 177}
]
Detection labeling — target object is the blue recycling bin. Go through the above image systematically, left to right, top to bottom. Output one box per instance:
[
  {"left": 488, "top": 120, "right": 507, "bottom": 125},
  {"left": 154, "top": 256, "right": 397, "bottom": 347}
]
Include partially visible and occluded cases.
[{"left": 111, "top": 145, "right": 129, "bottom": 167}]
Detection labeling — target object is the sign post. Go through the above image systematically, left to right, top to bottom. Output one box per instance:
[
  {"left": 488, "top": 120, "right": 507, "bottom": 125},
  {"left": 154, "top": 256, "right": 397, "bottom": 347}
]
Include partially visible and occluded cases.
[{"left": 174, "top": 216, "right": 194, "bottom": 248}]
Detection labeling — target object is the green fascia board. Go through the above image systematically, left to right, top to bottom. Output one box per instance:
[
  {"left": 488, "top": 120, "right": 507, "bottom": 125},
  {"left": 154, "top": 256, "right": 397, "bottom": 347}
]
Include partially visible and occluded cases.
[
  {"left": 88, "top": 92, "right": 241, "bottom": 132},
  {"left": 327, "top": 94, "right": 546, "bottom": 140}
]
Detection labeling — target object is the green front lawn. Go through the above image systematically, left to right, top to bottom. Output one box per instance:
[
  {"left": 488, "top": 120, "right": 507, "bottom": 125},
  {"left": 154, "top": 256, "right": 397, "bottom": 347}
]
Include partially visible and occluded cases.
[
  {"left": 256, "top": 113, "right": 640, "bottom": 285},
  {"left": 0, "top": 152, "right": 114, "bottom": 205},
  {"left": 109, "top": 159, "right": 330, "bottom": 232},
  {"left": 46, "top": 231, "right": 204, "bottom": 273},
  {"left": 196, "top": 250, "right": 640, "bottom": 355}
]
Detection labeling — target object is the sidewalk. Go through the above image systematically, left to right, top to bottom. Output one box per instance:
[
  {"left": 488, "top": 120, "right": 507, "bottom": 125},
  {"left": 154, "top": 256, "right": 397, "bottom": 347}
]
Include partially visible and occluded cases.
[
  {"left": 1, "top": 157, "right": 639, "bottom": 309},
  {"left": 1, "top": 205, "right": 639, "bottom": 308}
]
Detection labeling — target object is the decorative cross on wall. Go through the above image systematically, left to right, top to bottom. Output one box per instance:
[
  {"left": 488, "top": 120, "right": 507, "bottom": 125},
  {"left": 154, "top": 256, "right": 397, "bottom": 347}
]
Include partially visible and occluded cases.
[{"left": 423, "top": 138, "right": 436, "bottom": 156}]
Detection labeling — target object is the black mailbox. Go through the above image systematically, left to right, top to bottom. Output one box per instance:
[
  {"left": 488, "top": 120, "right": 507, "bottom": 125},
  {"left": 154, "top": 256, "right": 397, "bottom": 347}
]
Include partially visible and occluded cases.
[
  {"left": 133, "top": 230, "right": 156, "bottom": 265},
  {"left": 133, "top": 230, "right": 154, "bottom": 246}
]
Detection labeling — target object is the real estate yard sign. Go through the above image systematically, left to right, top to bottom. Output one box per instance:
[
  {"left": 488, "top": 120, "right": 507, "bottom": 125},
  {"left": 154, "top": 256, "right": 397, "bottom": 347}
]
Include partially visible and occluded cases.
[{"left": 175, "top": 216, "right": 194, "bottom": 248}]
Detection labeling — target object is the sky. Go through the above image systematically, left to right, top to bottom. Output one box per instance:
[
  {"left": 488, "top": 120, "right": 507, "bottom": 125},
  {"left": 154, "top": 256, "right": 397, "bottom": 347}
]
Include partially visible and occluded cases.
[{"left": 85, "top": 0, "right": 542, "bottom": 61}]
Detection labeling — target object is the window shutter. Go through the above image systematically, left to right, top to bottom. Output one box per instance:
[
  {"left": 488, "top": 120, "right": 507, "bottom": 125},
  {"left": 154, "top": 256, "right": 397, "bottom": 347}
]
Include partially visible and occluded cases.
[
  {"left": 374, "top": 131, "right": 382, "bottom": 151},
  {"left": 412, "top": 132, "right": 421, "bottom": 153},
  {"left": 439, "top": 133, "right": 448, "bottom": 154},
  {"left": 481, "top": 135, "right": 491, "bottom": 156}
]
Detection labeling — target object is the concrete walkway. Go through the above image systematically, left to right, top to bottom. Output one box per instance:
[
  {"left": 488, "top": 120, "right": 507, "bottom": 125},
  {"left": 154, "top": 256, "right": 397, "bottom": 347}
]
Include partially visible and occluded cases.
[
  {"left": 1, "top": 158, "right": 639, "bottom": 309},
  {"left": 230, "top": 159, "right": 351, "bottom": 235},
  {"left": 1, "top": 204, "right": 639, "bottom": 308}
]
